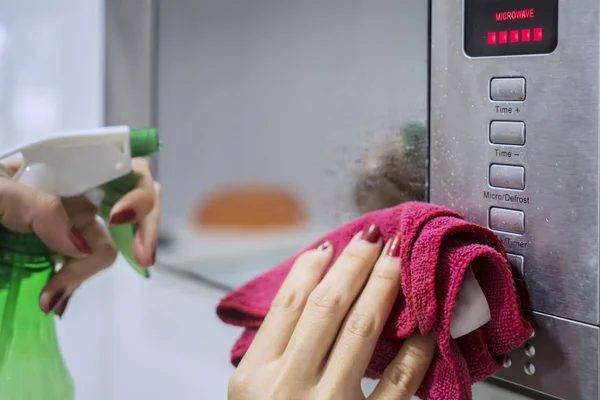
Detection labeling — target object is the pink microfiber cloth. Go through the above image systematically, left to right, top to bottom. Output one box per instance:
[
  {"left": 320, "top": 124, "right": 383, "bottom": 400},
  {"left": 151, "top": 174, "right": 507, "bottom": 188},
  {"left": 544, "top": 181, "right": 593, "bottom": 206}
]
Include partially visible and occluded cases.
[{"left": 216, "top": 202, "right": 533, "bottom": 400}]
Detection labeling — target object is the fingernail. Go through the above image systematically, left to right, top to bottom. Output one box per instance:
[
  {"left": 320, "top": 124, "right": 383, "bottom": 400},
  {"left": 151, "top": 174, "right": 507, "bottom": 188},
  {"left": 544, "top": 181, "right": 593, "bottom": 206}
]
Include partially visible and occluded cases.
[
  {"left": 109, "top": 208, "right": 137, "bottom": 225},
  {"left": 360, "top": 224, "right": 381, "bottom": 243},
  {"left": 69, "top": 227, "right": 92, "bottom": 254},
  {"left": 387, "top": 232, "right": 402, "bottom": 257},
  {"left": 317, "top": 241, "right": 331, "bottom": 251},
  {"left": 45, "top": 290, "right": 65, "bottom": 314},
  {"left": 55, "top": 296, "right": 70, "bottom": 318}
]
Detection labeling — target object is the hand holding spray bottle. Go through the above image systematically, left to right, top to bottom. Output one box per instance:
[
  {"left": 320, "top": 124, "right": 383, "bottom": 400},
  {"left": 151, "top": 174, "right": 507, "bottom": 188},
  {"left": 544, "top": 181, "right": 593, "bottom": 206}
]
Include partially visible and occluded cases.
[{"left": 0, "top": 125, "right": 160, "bottom": 399}]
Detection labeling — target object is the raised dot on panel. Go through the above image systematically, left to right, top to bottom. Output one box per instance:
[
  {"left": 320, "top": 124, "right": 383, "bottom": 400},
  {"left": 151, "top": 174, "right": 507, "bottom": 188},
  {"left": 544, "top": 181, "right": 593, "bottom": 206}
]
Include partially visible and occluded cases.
[
  {"left": 524, "top": 344, "right": 535, "bottom": 357},
  {"left": 503, "top": 357, "right": 512, "bottom": 368},
  {"left": 524, "top": 362, "right": 536, "bottom": 375}
]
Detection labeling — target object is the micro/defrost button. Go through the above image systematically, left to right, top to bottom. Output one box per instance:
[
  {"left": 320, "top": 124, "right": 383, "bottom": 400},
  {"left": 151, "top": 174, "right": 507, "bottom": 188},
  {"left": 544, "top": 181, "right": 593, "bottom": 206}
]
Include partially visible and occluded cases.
[
  {"left": 490, "top": 164, "right": 525, "bottom": 190},
  {"left": 489, "top": 207, "right": 525, "bottom": 234}
]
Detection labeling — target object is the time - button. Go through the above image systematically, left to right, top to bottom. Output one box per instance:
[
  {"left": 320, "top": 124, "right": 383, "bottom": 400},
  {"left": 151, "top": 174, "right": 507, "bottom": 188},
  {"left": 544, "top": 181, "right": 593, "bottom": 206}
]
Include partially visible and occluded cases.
[{"left": 490, "top": 121, "right": 525, "bottom": 145}]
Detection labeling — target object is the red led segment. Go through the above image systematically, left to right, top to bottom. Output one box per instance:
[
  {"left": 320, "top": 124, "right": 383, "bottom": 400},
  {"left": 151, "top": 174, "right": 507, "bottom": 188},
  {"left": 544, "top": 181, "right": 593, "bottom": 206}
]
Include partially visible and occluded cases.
[
  {"left": 487, "top": 28, "right": 543, "bottom": 45},
  {"left": 510, "top": 30, "right": 519, "bottom": 43},
  {"left": 499, "top": 31, "right": 508, "bottom": 44}
]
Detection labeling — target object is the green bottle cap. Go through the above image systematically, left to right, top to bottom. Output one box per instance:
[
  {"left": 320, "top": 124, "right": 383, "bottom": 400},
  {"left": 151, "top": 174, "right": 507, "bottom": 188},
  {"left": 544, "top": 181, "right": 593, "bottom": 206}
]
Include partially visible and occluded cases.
[
  {"left": 106, "top": 127, "right": 160, "bottom": 195},
  {"left": 129, "top": 128, "right": 160, "bottom": 158}
]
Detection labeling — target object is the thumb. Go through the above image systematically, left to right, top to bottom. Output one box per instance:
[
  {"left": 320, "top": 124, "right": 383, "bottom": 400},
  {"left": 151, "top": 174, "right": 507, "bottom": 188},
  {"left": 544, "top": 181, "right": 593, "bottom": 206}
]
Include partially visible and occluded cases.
[{"left": 0, "top": 178, "right": 91, "bottom": 258}]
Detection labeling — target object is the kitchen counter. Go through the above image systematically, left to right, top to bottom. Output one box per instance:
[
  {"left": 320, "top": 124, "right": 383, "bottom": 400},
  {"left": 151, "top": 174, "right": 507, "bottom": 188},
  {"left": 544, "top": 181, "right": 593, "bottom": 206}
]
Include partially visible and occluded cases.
[
  {"left": 157, "top": 224, "right": 331, "bottom": 289},
  {"left": 100, "top": 262, "right": 242, "bottom": 400}
]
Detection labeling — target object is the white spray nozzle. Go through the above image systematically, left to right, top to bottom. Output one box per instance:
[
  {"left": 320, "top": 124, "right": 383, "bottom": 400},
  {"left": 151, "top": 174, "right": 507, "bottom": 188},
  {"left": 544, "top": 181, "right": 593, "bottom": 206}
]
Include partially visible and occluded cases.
[{"left": 0, "top": 125, "right": 133, "bottom": 197}]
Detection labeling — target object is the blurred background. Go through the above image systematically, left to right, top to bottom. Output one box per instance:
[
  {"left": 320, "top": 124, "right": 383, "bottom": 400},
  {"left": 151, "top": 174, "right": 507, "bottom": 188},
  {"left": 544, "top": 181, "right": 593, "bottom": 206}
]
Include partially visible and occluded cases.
[{"left": 0, "top": 0, "right": 430, "bottom": 399}]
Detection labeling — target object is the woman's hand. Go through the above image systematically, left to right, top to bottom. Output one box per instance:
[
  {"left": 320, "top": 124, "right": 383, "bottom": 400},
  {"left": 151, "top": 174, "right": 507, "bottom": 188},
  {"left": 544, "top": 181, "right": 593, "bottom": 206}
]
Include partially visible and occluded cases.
[
  {"left": 0, "top": 157, "right": 161, "bottom": 317},
  {"left": 228, "top": 225, "right": 437, "bottom": 400}
]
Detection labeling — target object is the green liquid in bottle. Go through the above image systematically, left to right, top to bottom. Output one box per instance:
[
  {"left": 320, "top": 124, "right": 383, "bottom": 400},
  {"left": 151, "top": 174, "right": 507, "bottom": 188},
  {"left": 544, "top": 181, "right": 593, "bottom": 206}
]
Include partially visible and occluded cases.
[{"left": 0, "top": 228, "right": 73, "bottom": 399}]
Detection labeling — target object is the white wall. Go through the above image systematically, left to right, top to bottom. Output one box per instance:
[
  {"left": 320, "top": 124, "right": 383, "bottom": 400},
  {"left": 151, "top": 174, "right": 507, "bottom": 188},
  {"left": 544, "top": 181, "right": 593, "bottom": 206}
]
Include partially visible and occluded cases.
[
  {"left": 0, "top": 0, "right": 104, "bottom": 145},
  {"left": 157, "top": 0, "right": 429, "bottom": 229}
]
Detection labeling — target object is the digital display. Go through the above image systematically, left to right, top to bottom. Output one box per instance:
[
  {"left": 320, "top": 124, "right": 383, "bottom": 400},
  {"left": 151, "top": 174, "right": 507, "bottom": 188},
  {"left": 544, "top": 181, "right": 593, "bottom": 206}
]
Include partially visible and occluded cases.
[{"left": 464, "top": 0, "right": 558, "bottom": 57}]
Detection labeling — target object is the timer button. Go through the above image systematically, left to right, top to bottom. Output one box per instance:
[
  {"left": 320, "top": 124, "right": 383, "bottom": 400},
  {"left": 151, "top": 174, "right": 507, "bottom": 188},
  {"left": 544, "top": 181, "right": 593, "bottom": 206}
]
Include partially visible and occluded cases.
[
  {"left": 490, "top": 78, "right": 526, "bottom": 101},
  {"left": 490, "top": 121, "right": 525, "bottom": 145},
  {"left": 489, "top": 164, "right": 525, "bottom": 190},
  {"left": 507, "top": 253, "right": 525, "bottom": 278}
]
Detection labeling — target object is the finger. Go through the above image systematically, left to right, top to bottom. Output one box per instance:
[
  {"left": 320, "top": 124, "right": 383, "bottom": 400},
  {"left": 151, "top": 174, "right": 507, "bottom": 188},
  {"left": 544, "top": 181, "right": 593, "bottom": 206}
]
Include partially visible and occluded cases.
[
  {"left": 108, "top": 158, "right": 155, "bottom": 225},
  {"left": 2, "top": 159, "right": 22, "bottom": 174},
  {"left": 0, "top": 179, "right": 91, "bottom": 258},
  {"left": 133, "top": 181, "right": 162, "bottom": 267},
  {"left": 40, "top": 196, "right": 114, "bottom": 314},
  {"left": 62, "top": 196, "right": 98, "bottom": 227},
  {"left": 39, "top": 217, "right": 117, "bottom": 315},
  {"left": 282, "top": 224, "right": 382, "bottom": 377},
  {"left": 323, "top": 232, "right": 402, "bottom": 385},
  {"left": 240, "top": 242, "right": 334, "bottom": 366},
  {"left": 369, "top": 334, "right": 437, "bottom": 400}
]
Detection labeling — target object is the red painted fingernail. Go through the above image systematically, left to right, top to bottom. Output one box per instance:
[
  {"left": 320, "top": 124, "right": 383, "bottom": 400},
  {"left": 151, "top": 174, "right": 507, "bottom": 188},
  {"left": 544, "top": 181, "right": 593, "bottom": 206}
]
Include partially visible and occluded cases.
[
  {"left": 109, "top": 208, "right": 137, "bottom": 225},
  {"left": 360, "top": 224, "right": 381, "bottom": 243},
  {"left": 69, "top": 228, "right": 92, "bottom": 254},
  {"left": 387, "top": 232, "right": 402, "bottom": 257},
  {"left": 317, "top": 241, "right": 331, "bottom": 251},
  {"left": 46, "top": 290, "right": 65, "bottom": 314},
  {"left": 55, "top": 296, "right": 70, "bottom": 318}
]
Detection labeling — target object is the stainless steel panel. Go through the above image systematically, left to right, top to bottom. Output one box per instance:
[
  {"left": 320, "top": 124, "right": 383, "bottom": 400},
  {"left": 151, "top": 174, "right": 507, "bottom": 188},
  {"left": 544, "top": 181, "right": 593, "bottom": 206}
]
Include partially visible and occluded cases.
[
  {"left": 430, "top": 0, "right": 600, "bottom": 397},
  {"left": 430, "top": 0, "right": 599, "bottom": 325},
  {"left": 490, "top": 77, "right": 526, "bottom": 101},
  {"left": 489, "top": 164, "right": 525, "bottom": 190},
  {"left": 495, "top": 311, "right": 599, "bottom": 400}
]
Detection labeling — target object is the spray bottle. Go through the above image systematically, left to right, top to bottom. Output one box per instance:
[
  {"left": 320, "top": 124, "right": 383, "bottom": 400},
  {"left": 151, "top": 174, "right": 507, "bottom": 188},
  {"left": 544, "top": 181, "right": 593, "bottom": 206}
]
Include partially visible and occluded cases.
[{"left": 0, "top": 125, "right": 160, "bottom": 399}]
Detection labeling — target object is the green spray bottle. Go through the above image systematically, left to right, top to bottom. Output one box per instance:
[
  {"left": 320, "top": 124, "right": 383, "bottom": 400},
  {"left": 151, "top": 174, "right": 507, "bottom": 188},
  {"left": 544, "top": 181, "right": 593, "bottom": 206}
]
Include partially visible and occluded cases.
[{"left": 0, "top": 125, "right": 160, "bottom": 399}]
